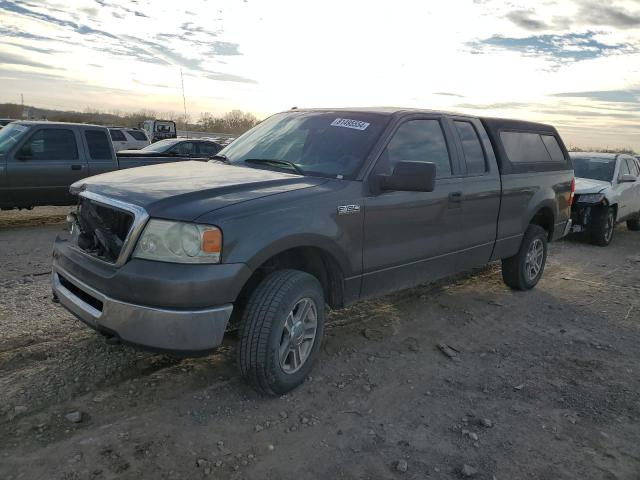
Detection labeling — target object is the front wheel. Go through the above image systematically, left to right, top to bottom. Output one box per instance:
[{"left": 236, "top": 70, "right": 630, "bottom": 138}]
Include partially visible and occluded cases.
[
  {"left": 590, "top": 207, "right": 616, "bottom": 246},
  {"left": 502, "top": 224, "right": 548, "bottom": 291},
  {"left": 237, "top": 269, "right": 325, "bottom": 395}
]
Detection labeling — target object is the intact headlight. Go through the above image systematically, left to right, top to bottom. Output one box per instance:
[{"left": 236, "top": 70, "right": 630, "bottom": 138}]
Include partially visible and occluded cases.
[
  {"left": 577, "top": 193, "right": 605, "bottom": 204},
  {"left": 133, "top": 219, "right": 222, "bottom": 263}
]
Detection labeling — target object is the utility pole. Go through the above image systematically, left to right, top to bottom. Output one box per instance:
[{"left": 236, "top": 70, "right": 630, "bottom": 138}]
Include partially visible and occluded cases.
[{"left": 180, "top": 69, "right": 188, "bottom": 136}]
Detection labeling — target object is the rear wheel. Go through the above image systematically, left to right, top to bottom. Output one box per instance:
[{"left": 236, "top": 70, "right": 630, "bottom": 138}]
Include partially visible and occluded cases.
[
  {"left": 590, "top": 207, "right": 616, "bottom": 246},
  {"left": 627, "top": 215, "right": 640, "bottom": 231},
  {"left": 502, "top": 224, "right": 548, "bottom": 291},
  {"left": 237, "top": 269, "right": 325, "bottom": 395}
]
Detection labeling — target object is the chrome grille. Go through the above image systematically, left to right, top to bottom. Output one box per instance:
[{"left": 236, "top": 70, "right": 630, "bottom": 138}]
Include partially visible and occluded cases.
[{"left": 70, "top": 192, "right": 149, "bottom": 266}]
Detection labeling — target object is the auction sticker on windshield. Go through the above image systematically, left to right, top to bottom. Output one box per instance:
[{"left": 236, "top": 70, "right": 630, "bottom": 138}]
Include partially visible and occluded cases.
[{"left": 330, "top": 118, "right": 370, "bottom": 131}]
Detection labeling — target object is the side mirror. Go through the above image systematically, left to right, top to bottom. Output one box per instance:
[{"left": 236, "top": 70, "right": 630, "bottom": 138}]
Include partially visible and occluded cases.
[
  {"left": 167, "top": 151, "right": 178, "bottom": 157},
  {"left": 374, "top": 161, "right": 436, "bottom": 193},
  {"left": 620, "top": 174, "right": 637, "bottom": 183}
]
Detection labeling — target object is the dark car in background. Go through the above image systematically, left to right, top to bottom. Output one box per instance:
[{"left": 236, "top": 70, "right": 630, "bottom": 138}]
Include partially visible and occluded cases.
[
  {"left": 0, "top": 119, "right": 16, "bottom": 129},
  {"left": 0, "top": 122, "right": 223, "bottom": 210},
  {"left": 117, "top": 138, "right": 223, "bottom": 158}
]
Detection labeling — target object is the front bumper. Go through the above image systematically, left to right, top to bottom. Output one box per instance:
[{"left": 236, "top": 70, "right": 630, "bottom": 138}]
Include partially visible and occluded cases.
[{"left": 52, "top": 265, "right": 233, "bottom": 353}]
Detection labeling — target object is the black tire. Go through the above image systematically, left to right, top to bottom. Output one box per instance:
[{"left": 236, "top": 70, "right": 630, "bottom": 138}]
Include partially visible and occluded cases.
[
  {"left": 589, "top": 207, "right": 616, "bottom": 246},
  {"left": 627, "top": 215, "right": 640, "bottom": 231},
  {"left": 502, "top": 224, "right": 548, "bottom": 291},
  {"left": 237, "top": 269, "right": 325, "bottom": 395}
]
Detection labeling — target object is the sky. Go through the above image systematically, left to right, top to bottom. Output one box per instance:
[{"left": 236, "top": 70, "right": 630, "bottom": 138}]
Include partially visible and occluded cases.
[{"left": 0, "top": 0, "right": 639, "bottom": 150}]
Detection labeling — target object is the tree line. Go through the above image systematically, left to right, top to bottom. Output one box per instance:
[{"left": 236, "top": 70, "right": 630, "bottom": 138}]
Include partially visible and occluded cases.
[{"left": 0, "top": 103, "right": 261, "bottom": 135}]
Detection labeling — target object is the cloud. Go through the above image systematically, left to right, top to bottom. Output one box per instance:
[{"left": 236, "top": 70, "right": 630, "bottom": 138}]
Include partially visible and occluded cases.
[
  {"left": 575, "top": 1, "right": 640, "bottom": 29},
  {"left": 506, "top": 10, "right": 549, "bottom": 31},
  {"left": 469, "top": 31, "right": 637, "bottom": 63},
  {"left": 3, "top": 42, "right": 62, "bottom": 55},
  {"left": 0, "top": 51, "right": 51, "bottom": 68},
  {"left": 203, "top": 72, "right": 258, "bottom": 84},
  {"left": 552, "top": 89, "right": 640, "bottom": 103},
  {"left": 434, "top": 92, "right": 464, "bottom": 98},
  {"left": 456, "top": 102, "right": 531, "bottom": 110}
]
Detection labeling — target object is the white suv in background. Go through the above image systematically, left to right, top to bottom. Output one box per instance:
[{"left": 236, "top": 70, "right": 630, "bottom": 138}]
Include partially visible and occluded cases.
[
  {"left": 108, "top": 127, "right": 150, "bottom": 152},
  {"left": 570, "top": 152, "right": 640, "bottom": 246}
]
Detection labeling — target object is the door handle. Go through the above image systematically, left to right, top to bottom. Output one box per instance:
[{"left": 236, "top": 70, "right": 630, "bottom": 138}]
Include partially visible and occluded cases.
[
  {"left": 71, "top": 164, "right": 82, "bottom": 171},
  {"left": 449, "top": 191, "right": 463, "bottom": 202}
]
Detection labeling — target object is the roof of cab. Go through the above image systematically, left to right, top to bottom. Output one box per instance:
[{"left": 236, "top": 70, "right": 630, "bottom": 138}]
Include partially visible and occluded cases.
[
  {"left": 289, "top": 106, "right": 476, "bottom": 117},
  {"left": 288, "top": 108, "right": 559, "bottom": 132},
  {"left": 14, "top": 120, "right": 105, "bottom": 128}
]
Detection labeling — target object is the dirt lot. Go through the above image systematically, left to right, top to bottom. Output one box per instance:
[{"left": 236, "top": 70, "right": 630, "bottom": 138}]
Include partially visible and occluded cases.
[{"left": 1, "top": 209, "right": 639, "bottom": 480}]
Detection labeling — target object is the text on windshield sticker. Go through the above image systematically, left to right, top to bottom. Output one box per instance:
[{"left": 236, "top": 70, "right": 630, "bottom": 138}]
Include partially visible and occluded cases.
[{"left": 330, "top": 118, "right": 370, "bottom": 131}]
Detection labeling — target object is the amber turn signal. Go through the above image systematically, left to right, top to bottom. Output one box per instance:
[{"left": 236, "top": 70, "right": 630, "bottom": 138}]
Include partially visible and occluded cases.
[{"left": 202, "top": 228, "right": 222, "bottom": 254}]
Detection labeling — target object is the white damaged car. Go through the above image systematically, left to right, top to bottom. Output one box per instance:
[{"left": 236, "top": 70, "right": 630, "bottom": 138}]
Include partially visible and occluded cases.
[{"left": 570, "top": 152, "right": 640, "bottom": 245}]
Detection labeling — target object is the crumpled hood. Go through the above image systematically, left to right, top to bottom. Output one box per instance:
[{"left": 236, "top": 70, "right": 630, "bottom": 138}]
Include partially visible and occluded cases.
[
  {"left": 70, "top": 161, "right": 327, "bottom": 221},
  {"left": 575, "top": 177, "right": 610, "bottom": 194}
]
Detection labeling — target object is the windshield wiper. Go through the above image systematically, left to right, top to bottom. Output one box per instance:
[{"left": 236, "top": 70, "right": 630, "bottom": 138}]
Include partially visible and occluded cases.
[
  {"left": 210, "top": 153, "right": 230, "bottom": 164},
  {"left": 245, "top": 158, "right": 305, "bottom": 175}
]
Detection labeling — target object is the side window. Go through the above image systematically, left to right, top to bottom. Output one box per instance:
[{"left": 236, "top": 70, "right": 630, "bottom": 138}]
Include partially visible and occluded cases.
[
  {"left": 376, "top": 119, "right": 452, "bottom": 178},
  {"left": 454, "top": 121, "right": 486, "bottom": 175},
  {"left": 19, "top": 129, "right": 78, "bottom": 160},
  {"left": 109, "top": 129, "right": 126, "bottom": 142},
  {"left": 85, "top": 130, "right": 112, "bottom": 160},
  {"left": 127, "top": 130, "right": 148, "bottom": 141},
  {"left": 500, "top": 132, "right": 552, "bottom": 164},
  {"left": 541, "top": 135, "right": 566, "bottom": 162},
  {"left": 171, "top": 142, "right": 195, "bottom": 155},
  {"left": 198, "top": 142, "right": 222, "bottom": 155},
  {"left": 619, "top": 158, "right": 631, "bottom": 177},
  {"left": 624, "top": 158, "right": 638, "bottom": 177},
  {"left": 632, "top": 159, "right": 640, "bottom": 177}
]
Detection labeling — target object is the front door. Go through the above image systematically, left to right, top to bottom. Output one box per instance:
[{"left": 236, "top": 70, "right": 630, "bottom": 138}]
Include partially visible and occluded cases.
[
  {"left": 361, "top": 116, "right": 465, "bottom": 298},
  {"left": 7, "top": 127, "right": 87, "bottom": 206}
]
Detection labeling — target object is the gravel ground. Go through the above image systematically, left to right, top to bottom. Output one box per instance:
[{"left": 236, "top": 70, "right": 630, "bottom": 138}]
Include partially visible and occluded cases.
[{"left": 1, "top": 211, "right": 639, "bottom": 480}]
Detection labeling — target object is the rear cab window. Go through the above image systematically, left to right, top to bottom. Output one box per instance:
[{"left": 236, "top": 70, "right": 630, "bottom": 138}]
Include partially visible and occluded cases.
[
  {"left": 454, "top": 121, "right": 487, "bottom": 175},
  {"left": 109, "top": 129, "right": 127, "bottom": 142},
  {"left": 85, "top": 130, "right": 112, "bottom": 160}
]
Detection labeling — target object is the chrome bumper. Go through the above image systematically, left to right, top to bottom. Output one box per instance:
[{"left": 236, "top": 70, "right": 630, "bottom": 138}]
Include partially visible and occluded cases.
[{"left": 52, "top": 266, "right": 233, "bottom": 352}]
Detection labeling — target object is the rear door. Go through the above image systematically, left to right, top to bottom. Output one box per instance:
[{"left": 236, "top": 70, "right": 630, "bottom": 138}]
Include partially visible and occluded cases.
[
  {"left": 361, "top": 115, "right": 465, "bottom": 298},
  {"left": 447, "top": 117, "right": 501, "bottom": 270},
  {"left": 7, "top": 126, "right": 87, "bottom": 205},
  {"left": 84, "top": 128, "right": 117, "bottom": 176},
  {"left": 109, "top": 129, "right": 128, "bottom": 152},
  {"left": 618, "top": 156, "right": 640, "bottom": 219}
]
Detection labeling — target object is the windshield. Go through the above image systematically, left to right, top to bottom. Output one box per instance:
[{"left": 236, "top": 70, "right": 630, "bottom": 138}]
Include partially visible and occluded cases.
[
  {"left": 218, "top": 111, "right": 389, "bottom": 179},
  {"left": 0, "top": 123, "right": 29, "bottom": 155},
  {"left": 140, "top": 139, "right": 178, "bottom": 152},
  {"left": 572, "top": 157, "right": 616, "bottom": 182}
]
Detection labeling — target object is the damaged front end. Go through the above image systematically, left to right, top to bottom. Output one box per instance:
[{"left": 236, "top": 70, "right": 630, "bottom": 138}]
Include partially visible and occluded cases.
[
  {"left": 66, "top": 193, "right": 147, "bottom": 265},
  {"left": 570, "top": 193, "right": 607, "bottom": 233}
]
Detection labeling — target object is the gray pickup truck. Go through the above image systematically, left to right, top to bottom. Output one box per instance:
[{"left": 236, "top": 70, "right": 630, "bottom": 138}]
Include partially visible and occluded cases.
[
  {"left": 51, "top": 108, "right": 574, "bottom": 394},
  {"left": 0, "top": 122, "right": 214, "bottom": 210}
]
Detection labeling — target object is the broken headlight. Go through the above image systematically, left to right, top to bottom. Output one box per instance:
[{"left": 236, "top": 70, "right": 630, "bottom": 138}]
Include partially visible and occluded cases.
[{"left": 576, "top": 193, "right": 605, "bottom": 204}]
